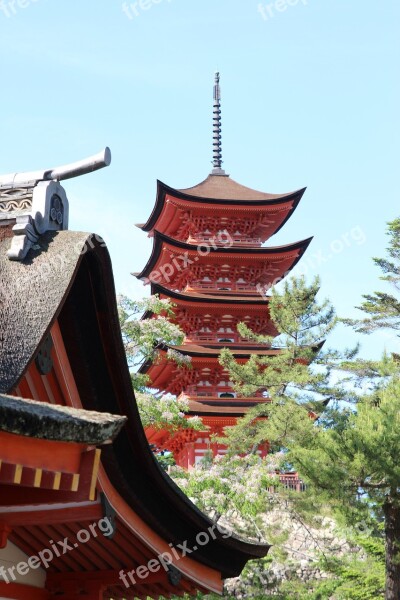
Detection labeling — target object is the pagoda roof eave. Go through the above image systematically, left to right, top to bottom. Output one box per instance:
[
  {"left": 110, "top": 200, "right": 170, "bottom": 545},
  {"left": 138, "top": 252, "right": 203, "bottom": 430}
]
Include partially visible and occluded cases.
[
  {"left": 140, "top": 179, "right": 306, "bottom": 232},
  {"left": 135, "top": 231, "right": 313, "bottom": 281},
  {"left": 151, "top": 283, "right": 270, "bottom": 304},
  {"left": 139, "top": 339, "right": 325, "bottom": 375},
  {"left": 169, "top": 343, "right": 281, "bottom": 357},
  {"left": 139, "top": 344, "right": 282, "bottom": 375},
  {"left": 187, "top": 400, "right": 263, "bottom": 417}
]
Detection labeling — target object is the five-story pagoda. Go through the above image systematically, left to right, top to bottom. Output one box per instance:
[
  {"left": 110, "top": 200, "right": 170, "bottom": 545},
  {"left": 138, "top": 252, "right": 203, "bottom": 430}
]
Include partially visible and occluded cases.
[{"left": 135, "top": 74, "right": 311, "bottom": 468}]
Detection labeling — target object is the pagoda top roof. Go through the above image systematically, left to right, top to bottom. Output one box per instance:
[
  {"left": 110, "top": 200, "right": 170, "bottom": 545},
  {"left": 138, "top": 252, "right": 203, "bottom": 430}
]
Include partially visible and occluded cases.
[
  {"left": 178, "top": 174, "right": 304, "bottom": 202},
  {"left": 138, "top": 179, "right": 306, "bottom": 232}
]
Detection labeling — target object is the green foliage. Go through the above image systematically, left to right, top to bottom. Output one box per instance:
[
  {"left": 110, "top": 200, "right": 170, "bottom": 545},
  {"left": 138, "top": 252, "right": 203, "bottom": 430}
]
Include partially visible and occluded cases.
[
  {"left": 343, "top": 217, "right": 400, "bottom": 335},
  {"left": 218, "top": 259, "right": 399, "bottom": 597},
  {"left": 219, "top": 276, "right": 353, "bottom": 455},
  {"left": 220, "top": 276, "right": 338, "bottom": 397},
  {"left": 117, "top": 294, "right": 184, "bottom": 389},
  {"left": 117, "top": 294, "right": 201, "bottom": 434},
  {"left": 290, "top": 375, "right": 400, "bottom": 508},
  {"left": 136, "top": 391, "right": 204, "bottom": 433},
  {"left": 155, "top": 451, "right": 176, "bottom": 471},
  {"left": 171, "top": 453, "right": 280, "bottom": 539}
]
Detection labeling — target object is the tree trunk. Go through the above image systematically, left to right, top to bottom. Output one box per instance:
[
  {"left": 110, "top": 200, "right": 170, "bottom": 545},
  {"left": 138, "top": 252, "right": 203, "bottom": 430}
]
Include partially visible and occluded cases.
[{"left": 384, "top": 497, "right": 400, "bottom": 599}]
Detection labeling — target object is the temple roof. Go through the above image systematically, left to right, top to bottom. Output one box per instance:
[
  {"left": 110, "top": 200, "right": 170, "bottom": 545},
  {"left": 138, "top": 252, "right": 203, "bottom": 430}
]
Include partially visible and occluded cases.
[
  {"left": 179, "top": 174, "right": 304, "bottom": 201},
  {"left": 139, "top": 179, "right": 306, "bottom": 233},
  {"left": 0, "top": 230, "right": 93, "bottom": 393},
  {"left": 135, "top": 230, "right": 312, "bottom": 283},
  {"left": 151, "top": 282, "right": 270, "bottom": 304},
  {"left": 168, "top": 343, "right": 281, "bottom": 357},
  {"left": 140, "top": 344, "right": 281, "bottom": 377},
  {"left": 0, "top": 393, "right": 126, "bottom": 444},
  {"left": 187, "top": 398, "right": 261, "bottom": 416}
]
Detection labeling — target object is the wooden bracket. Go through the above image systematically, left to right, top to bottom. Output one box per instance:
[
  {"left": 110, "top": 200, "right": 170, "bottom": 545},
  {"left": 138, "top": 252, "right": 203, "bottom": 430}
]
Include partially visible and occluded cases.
[{"left": 0, "top": 520, "right": 12, "bottom": 548}]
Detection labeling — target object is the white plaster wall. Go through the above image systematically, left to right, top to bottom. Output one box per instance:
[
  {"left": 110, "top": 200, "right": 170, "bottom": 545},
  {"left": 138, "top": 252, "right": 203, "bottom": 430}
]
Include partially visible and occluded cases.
[{"left": 0, "top": 540, "right": 46, "bottom": 589}]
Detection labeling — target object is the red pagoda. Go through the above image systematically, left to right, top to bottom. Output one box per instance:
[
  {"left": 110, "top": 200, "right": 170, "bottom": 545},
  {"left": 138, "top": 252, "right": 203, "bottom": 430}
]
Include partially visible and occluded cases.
[{"left": 136, "top": 74, "right": 311, "bottom": 469}]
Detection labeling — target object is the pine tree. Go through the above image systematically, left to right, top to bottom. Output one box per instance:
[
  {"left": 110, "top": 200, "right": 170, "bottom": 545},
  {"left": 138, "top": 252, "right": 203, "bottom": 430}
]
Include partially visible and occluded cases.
[
  {"left": 344, "top": 217, "right": 400, "bottom": 336},
  {"left": 220, "top": 219, "right": 400, "bottom": 599},
  {"left": 218, "top": 276, "right": 352, "bottom": 455}
]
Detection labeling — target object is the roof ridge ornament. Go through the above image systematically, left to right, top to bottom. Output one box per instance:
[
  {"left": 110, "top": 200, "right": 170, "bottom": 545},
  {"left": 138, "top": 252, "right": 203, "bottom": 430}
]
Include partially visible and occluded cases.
[
  {"left": 211, "top": 73, "right": 227, "bottom": 176},
  {"left": 0, "top": 147, "right": 111, "bottom": 188},
  {"left": 2, "top": 148, "right": 111, "bottom": 261}
]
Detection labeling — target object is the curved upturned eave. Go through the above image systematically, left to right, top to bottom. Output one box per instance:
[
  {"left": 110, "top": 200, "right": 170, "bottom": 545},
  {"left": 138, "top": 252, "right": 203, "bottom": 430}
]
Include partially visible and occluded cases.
[
  {"left": 139, "top": 179, "right": 306, "bottom": 233},
  {"left": 134, "top": 230, "right": 313, "bottom": 281},
  {"left": 54, "top": 236, "right": 270, "bottom": 579},
  {"left": 150, "top": 283, "right": 271, "bottom": 305},
  {"left": 140, "top": 344, "right": 282, "bottom": 374}
]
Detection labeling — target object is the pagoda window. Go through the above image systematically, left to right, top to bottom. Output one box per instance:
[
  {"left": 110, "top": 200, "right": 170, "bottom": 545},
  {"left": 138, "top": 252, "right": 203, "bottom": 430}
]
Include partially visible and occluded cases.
[
  {"left": 218, "top": 338, "right": 235, "bottom": 343},
  {"left": 219, "top": 392, "right": 236, "bottom": 398}
]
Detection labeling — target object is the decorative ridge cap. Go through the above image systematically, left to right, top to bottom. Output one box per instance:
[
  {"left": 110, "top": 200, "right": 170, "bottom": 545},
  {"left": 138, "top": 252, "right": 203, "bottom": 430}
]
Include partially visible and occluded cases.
[
  {"left": 0, "top": 147, "right": 111, "bottom": 188},
  {"left": 1, "top": 148, "right": 111, "bottom": 262}
]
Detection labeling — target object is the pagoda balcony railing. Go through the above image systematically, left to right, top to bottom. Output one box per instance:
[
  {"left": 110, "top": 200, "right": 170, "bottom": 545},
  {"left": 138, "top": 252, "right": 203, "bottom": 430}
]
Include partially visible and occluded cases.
[
  {"left": 188, "top": 234, "right": 262, "bottom": 247},
  {"left": 188, "top": 283, "right": 259, "bottom": 294},
  {"left": 187, "top": 336, "right": 269, "bottom": 347},
  {"left": 182, "top": 387, "right": 267, "bottom": 400},
  {"left": 186, "top": 395, "right": 269, "bottom": 404},
  {"left": 277, "top": 474, "right": 307, "bottom": 492}
]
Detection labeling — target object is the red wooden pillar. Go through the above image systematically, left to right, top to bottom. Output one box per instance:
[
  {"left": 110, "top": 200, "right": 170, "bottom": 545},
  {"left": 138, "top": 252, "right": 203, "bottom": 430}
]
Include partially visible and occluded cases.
[{"left": 187, "top": 443, "right": 195, "bottom": 469}]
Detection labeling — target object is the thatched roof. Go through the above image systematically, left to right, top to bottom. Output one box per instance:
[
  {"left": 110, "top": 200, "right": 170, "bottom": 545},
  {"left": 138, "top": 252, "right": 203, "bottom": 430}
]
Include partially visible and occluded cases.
[
  {"left": 0, "top": 230, "right": 96, "bottom": 393},
  {"left": 0, "top": 393, "right": 126, "bottom": 444}
]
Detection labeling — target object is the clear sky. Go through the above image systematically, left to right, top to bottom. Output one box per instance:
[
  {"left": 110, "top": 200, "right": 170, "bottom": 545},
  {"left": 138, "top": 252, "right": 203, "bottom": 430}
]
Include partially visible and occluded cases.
[{"left": 1, "top": 0, "right": 399, "bottom": 358}]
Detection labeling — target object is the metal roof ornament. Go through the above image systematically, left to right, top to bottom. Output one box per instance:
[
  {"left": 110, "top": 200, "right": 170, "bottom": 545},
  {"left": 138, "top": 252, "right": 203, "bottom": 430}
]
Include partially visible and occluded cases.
[{"left": 211, "top": 73, "right": 226, "bottom": 176}]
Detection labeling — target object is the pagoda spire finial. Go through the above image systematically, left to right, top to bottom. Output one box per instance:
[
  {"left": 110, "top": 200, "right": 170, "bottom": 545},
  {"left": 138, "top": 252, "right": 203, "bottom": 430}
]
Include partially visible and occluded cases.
[{"left": 211, "top": 72, "right": 226, "bottom": 176}]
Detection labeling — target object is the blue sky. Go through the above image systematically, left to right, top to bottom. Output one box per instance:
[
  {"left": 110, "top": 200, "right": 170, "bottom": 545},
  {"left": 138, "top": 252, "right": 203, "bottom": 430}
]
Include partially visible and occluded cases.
[{"left": 1, "top": 0, "right": 399, "bottom": 357}]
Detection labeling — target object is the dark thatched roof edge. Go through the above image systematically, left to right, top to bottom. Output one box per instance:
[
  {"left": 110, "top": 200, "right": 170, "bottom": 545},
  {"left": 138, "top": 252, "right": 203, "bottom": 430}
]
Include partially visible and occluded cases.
[{"left": 0, "top": 393, "right": 127, "bottom": 444}]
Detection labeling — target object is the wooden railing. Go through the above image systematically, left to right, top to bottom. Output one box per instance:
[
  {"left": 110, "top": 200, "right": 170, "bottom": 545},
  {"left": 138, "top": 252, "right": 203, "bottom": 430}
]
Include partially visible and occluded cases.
[{"left": 278, "top": 473, "right": 306, "bottom": 492}]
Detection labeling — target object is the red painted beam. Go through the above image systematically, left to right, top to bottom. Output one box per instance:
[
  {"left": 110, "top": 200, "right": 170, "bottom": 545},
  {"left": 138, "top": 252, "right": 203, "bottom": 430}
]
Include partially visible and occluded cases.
[
  {"left": 0, "top": 431, "right": 84, "bottom": 474},
  {"left": 0, "top": 502, "right": 102, "bottom": 527},
  {"left": 47, "top": 568, "right": 170, "bottom": 588}
]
